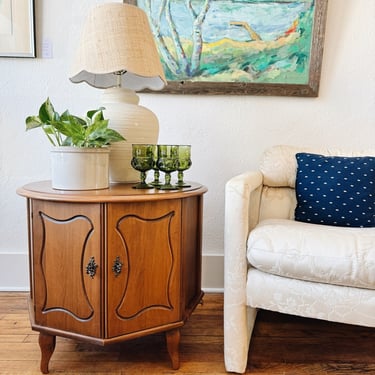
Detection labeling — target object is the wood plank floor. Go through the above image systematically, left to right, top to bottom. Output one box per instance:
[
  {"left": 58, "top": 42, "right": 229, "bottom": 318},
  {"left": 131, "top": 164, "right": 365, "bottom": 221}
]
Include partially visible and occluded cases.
[{"left": 0, "top": 292, "right": 374, "bottom": 374}]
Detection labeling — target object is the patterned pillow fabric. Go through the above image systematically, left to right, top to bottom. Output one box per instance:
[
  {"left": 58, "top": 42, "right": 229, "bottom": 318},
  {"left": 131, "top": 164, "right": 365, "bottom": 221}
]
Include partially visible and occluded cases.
[{"left": 295, "top": 153, "right": 375, "bottom": 227}]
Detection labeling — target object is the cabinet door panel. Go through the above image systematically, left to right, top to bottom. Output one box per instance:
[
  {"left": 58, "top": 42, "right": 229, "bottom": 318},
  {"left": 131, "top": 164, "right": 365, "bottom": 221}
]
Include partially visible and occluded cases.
[
  {"left": 31, "top": 200, "right": 102, "bottom": 337},
  {"left": 107, "top": 200, "right": 181, "bottom": 337}
]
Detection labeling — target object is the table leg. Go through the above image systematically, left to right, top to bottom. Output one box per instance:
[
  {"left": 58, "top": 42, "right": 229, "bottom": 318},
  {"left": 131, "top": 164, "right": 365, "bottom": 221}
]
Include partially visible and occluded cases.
[
  {"left": 165, "top": 328, "right": 180, "bottom": 370},
  {"left": 38, "top": 332, "right": 56, "bottom": 374}
]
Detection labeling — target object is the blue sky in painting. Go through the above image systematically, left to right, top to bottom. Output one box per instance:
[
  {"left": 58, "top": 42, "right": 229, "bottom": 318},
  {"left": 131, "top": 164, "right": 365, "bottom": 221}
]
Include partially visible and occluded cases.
[
  {"left": 139, "top": 0, "right": 312, "bottom": 43},
  {"left": 203, "top": 1, "right": 307, "bottom": 42}
]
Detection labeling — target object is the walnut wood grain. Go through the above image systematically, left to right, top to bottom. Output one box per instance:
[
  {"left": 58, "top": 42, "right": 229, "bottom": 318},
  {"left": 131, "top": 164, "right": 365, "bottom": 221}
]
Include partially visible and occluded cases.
[{"left": 38, "top": 333, "right": 56, "bottom": 374}]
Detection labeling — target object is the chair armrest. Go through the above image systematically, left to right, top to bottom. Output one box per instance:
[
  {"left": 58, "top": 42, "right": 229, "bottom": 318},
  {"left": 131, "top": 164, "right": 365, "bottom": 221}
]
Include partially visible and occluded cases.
[
  {"left": 224, "top": 171, "right": 263, "bottom": 299},
  {"left": 224, "top": 171, "right": 263, "bottom": 373}
]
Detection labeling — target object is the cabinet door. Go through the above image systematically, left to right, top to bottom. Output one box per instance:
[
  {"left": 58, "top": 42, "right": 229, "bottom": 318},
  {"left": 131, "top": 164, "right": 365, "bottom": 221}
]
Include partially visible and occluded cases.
[
  {"left": 31, "top": 200, "right": 102, "bottom": 337},
  {"left": 107, "top": 200, "right": 181, "bottom": 338}
]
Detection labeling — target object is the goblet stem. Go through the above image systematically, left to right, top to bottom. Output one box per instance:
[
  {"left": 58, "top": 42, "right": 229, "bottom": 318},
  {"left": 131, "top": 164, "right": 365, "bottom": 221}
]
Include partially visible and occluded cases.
[
  {"left": 151, "top": 170, "right": 161, "bottom": 187},
  {"left": 133, "top": 171, "right": 153, "bottom": 189},
  {"left": 140, "top": 171, "right": 146, "bottom": 184},
  {"left": 176, "top": 171, "right": 191, "bottom": 188},
  {"left": 159, "top": 172, "right": 178, "bottom": 190},
  {"left": 165, "top": 172, "right": 172, "bottom": 187}
]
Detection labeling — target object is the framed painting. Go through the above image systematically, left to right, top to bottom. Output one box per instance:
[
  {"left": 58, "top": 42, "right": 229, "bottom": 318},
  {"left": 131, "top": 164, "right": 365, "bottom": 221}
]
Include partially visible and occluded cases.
[
  {"left": 0, "top": 0, "right": 36, "bottom": 57},
  {"left": 131, "top": 0, "right": 328, "bottom": 96}
]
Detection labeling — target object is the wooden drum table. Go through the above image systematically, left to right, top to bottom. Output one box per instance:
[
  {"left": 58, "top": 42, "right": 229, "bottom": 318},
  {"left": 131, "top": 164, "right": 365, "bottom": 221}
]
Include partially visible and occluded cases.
[{"left": 17, "top": 181, "right": 207, "bottom": 374}]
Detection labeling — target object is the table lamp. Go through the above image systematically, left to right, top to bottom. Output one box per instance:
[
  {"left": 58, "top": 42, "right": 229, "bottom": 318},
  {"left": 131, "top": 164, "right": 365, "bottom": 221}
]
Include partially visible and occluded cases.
[{"left": 69, "top": 2, "right": 166, "bottom": 182}]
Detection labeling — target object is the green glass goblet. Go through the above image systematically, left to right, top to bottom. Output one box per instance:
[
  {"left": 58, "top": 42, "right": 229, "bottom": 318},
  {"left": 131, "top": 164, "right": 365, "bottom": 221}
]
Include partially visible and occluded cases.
[
  {"left": 131, "top": 144, "right": 154, "bottom": 189},
  {"left": 150, "top": 144, "right": 162, "bottom": 187},
  {"left": 157, "top": 145, "right": 179, "bottom": 190},
  {"left": 175, "top": 145, "right": 192, "bottom": 188}
]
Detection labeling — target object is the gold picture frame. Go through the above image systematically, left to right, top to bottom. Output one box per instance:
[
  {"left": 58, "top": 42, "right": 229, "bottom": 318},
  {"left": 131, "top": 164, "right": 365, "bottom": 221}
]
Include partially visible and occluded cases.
[
  {"left": 0, "top": 0, "right": 36, "bottom": 58},
  {"left": 132, "top": 0, "right": 328, "bottom": 97}
]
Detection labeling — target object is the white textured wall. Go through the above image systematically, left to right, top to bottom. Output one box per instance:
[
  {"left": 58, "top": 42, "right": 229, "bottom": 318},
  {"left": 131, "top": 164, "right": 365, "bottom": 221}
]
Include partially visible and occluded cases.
[{"left": 0, "top": 0, "right": 374, "bottom": 290}]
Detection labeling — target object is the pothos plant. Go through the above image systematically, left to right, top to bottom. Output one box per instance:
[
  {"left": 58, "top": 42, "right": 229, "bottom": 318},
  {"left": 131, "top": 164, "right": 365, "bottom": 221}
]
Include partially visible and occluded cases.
[{"left": 25, "top": 98, "right": 125, "bottom": 147}]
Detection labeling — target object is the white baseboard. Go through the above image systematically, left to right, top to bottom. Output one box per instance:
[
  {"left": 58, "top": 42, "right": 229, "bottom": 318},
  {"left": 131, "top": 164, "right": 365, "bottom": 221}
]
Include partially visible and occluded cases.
[{"left": 0, "top": 252, "right": 224, "bottom": 292}]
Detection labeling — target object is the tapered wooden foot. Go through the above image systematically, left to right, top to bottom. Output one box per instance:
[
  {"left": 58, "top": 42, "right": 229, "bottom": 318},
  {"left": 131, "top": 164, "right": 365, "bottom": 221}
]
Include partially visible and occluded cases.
[
  {"left": 165, "top": 328, "right": 180, "bottom": 370},
  {"left": 38, "top": 333, "right": 56, "bottom": 374}
]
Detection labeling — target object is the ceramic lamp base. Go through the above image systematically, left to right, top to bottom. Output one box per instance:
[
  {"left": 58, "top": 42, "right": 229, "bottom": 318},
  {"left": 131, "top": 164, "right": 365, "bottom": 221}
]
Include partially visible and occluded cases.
[{"left": 102, "top": 87, "right": 159, "bottom": 183}]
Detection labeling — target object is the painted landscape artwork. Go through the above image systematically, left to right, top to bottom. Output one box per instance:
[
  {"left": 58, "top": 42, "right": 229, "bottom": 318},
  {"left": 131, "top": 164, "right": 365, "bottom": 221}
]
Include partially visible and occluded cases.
[{"left": 137, "top": 0, "right": 318, "bottom": 87}]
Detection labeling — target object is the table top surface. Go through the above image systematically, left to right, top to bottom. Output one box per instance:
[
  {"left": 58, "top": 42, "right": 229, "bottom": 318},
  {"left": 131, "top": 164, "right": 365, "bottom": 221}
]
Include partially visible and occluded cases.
[{"left": 17, "top": 181, "right": 207, "bottom": 203}]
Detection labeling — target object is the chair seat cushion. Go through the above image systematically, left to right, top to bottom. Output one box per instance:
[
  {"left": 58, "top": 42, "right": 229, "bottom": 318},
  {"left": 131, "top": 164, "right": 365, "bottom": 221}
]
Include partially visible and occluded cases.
[{"left": 247, "top": 219, "right": 375, "bottom": 290}]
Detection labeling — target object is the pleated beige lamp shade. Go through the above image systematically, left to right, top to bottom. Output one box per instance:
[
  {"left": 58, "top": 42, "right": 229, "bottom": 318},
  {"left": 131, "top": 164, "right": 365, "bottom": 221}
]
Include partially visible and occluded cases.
[
  {"left": 70, "top": 2, "right": 166, "bottom": 90},
  {"left": 69, "top": 3, "right": 167, "bottom": 183}
]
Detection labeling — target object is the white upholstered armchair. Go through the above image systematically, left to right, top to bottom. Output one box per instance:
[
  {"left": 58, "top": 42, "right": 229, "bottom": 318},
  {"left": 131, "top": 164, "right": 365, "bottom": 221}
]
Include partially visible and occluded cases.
[{"left": 224, "top": 145, "right": 375, "bottom": 373}]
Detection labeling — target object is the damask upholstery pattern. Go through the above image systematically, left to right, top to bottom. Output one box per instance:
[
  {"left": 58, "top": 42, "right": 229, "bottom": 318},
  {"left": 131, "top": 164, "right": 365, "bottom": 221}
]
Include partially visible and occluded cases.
[
  {"left": 224, "top": 145, "right": 375, "bottom": 374},
  {"left": 247, "top": 269, "right": 375, "bottom": 325}
]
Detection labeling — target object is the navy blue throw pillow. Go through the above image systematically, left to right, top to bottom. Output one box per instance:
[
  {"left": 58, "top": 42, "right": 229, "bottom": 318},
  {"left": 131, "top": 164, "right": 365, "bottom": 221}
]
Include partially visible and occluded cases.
[{"left": 295, "top": 153, "right": 375, "bottom": 227}]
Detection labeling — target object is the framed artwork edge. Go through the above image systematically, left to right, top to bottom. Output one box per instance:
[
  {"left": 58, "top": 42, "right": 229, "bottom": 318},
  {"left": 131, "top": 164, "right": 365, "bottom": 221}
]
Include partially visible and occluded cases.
[
  {"left": 0, "top": 0, "right": 36, "bottom": 58},
  {"left": 133, "top": 0, "right": 328, "bottom": 97}
]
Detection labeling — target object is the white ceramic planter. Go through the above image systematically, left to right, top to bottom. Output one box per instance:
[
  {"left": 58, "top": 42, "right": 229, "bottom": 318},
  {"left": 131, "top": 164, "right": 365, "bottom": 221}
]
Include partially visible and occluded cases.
[{"left": 51, "top": 147, "right": 110, "bottom": 190}]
